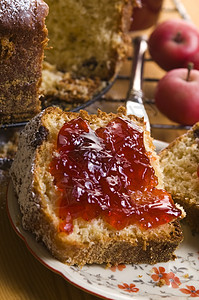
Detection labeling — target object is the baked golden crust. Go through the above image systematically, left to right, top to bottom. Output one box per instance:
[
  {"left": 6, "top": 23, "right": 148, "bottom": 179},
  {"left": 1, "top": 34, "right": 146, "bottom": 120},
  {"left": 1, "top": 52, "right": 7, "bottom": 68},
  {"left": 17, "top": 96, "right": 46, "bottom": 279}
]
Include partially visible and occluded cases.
[
  {"left": 10, "top": 106, "right": 183, "bottom": 265},
  {"left": 52, "top": 220, "right": 183, "bottom": 265}
]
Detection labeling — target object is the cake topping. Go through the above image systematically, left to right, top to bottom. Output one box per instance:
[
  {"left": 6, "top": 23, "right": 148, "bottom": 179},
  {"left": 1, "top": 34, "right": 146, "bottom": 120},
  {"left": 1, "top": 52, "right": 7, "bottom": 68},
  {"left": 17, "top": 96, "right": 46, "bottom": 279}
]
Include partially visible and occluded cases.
[
  {"left": 0, "top": 0, "right": 48, "bottom": 29},
  {"left": 50, "top": 117, "right": 182, "bottom": 234}
]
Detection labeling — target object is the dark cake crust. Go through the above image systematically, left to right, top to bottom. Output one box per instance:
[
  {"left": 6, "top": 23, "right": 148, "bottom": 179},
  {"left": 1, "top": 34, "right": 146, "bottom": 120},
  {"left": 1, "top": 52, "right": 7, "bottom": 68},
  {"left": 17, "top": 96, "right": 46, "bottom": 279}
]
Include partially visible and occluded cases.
[{"left": 0, "top": 0, "right": 49, "bottom": 124}]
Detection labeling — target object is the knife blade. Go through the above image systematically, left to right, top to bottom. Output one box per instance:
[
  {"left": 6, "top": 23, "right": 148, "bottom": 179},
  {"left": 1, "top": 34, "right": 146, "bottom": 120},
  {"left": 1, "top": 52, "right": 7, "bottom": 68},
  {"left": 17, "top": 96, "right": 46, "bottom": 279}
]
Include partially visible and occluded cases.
[{"left": 126, "top": 36, "right": 150, "bottom": 132}]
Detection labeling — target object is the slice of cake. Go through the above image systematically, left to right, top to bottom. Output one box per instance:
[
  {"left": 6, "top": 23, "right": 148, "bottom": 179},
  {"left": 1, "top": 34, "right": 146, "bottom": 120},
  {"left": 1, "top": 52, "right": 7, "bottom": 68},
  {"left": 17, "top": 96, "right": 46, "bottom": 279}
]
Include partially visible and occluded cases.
[
  {"left": 0, "top": 0, "right": 48, "bottom": 124},
  {"left": 10, "top": 107, "right": 183, "bottom": 265},
  {"left": 159, "top": 123, "right": 199, "bottom": 233}
]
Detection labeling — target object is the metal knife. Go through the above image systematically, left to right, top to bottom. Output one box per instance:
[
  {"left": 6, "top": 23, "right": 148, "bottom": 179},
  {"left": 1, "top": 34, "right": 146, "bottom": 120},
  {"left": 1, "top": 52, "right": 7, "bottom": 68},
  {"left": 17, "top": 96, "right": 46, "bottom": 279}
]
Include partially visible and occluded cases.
[{"left": 126, "top": 36, "right": 150, "bottom": 132}]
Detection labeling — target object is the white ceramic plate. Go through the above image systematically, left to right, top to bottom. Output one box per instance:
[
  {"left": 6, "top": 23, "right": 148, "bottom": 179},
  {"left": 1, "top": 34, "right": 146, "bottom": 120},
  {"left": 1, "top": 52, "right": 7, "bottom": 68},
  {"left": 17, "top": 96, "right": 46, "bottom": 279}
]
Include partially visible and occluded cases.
[{"left": 7, "top": 140, "right": 199, "bottom": 300}]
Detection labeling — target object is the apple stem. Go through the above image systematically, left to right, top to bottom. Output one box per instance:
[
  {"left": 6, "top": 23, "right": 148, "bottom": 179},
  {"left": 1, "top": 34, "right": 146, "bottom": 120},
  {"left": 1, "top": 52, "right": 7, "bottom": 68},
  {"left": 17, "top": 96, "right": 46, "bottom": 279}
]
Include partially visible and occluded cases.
[
  {"left": 174, "top": 32, "right": 183, "bottom": 43},
  {"left": 186, "top": 62, "right": 194, "bottom": 81}
]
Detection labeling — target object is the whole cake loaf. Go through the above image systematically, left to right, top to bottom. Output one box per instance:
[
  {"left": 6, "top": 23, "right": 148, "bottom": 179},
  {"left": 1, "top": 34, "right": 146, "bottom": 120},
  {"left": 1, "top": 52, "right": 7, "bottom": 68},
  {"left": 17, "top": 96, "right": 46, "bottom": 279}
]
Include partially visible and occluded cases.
[
  {"left": 0, "top": 0, "right": 48, "bottom": 124},
  {"left": 0, "top": 0, "right": 136, "bottom": 123},
  {"left": 10, "top": 107, "right": 184, "bottom": 265}
]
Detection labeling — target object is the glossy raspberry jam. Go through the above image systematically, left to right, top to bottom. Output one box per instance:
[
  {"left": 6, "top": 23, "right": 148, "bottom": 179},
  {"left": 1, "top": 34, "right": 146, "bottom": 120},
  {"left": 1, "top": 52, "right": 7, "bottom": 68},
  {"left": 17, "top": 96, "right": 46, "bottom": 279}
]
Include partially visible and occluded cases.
[{"left": 50, "top": 117, "right": 181, "bottom": 234}]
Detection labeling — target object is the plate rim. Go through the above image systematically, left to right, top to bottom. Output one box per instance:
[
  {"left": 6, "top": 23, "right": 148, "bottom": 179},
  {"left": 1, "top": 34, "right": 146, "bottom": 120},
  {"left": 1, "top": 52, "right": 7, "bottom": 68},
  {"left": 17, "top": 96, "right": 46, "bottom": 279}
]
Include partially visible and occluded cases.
[
  {"left": 8, "top": 139, "right": 197, "bottom": 300},
  {"left": 6, "top": 180, "right": 120, "bottom": 300}
]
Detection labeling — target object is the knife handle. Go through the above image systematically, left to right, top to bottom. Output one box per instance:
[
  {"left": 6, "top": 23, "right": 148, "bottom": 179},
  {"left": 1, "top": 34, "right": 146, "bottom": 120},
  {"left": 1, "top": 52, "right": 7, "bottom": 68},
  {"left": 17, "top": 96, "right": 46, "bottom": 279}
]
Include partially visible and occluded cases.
[{"left": 127, "top": 36, "right": 148, "bottom": 103}]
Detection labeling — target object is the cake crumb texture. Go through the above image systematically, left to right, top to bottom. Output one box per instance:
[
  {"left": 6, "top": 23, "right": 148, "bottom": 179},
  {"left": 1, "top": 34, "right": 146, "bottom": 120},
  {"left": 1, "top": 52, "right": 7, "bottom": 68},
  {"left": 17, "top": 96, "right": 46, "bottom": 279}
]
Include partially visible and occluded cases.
[{"left": 160, "top": 123, "right": 199, "bottom": 233}]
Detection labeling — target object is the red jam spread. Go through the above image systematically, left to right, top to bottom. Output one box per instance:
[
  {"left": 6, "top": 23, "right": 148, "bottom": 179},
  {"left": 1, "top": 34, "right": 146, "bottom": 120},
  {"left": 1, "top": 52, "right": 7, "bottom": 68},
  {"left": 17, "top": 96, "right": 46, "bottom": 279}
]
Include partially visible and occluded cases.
[{"left": 50, "top": 117, "right": 181, "bottom": 234}]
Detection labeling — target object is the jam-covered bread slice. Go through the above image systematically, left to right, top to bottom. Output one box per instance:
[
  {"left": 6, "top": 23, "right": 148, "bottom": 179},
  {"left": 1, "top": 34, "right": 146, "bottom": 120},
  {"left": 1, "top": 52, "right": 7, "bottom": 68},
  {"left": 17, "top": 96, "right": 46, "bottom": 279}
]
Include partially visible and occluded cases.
[{"left": 10, "top": 107, "right": 184, "bottom": 265}]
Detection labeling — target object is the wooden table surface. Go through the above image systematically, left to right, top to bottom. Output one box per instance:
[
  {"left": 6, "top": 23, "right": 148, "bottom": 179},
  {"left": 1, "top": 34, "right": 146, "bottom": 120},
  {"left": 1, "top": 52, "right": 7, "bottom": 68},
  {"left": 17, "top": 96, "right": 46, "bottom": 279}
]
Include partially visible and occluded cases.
[{"left": 1, "top": 1, "right": 199, "bottom": 299}]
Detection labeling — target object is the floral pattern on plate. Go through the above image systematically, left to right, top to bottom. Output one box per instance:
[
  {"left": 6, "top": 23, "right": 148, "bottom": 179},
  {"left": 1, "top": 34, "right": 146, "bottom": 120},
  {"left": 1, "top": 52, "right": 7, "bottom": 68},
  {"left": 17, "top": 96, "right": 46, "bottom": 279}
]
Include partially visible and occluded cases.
[
  {"left": 7, "top": 140, "right": 199, "bottom": 300},
  {"left": 64, "top": 223, "right": 199, "bottom": 299}
]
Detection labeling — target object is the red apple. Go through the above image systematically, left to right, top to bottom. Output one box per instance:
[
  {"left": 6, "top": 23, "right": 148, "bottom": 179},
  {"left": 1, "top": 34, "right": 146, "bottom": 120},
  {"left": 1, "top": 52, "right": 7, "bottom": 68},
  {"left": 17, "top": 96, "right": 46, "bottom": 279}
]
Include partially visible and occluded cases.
[
  {"left": 148, "top": 19, "right": 199, "bottom": 71},
  {"left": 184, "top": 51, "right": 199, "bottom": 70},
  {"left": 154, "top": 65, "right": 199, "bottom": 125}
]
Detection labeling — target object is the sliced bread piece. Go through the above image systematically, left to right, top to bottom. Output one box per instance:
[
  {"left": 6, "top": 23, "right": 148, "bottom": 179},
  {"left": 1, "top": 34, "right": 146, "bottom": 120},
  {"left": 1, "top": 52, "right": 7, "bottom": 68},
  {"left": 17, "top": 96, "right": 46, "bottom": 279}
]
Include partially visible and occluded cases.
[
  {"left": 10, "top": 106, "right": 183, "bottom": 265},
  {"left": 159, "top": 123, "right": 199, "bottom": 233}
]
